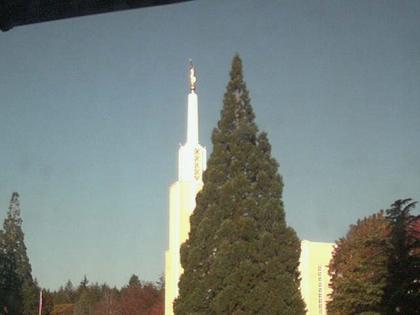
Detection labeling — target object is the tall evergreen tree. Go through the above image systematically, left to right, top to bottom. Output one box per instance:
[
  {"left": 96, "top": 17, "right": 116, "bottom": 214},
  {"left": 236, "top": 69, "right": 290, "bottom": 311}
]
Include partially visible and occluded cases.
[
  {"left": 175, "top": 55, "right": 305, "bottom": 314},
  {"left": 0, "top": 192, "right": 38, "bottom": 315},
  {"left": 384, "top": 199, "right": 420, "bottom": 314},
  {"left": 327, "top": 211, "right": 390, "bottom": 315},
  {"left": 0, "top": 228, "right": 22, "bottom": 314},
  {"left": 0, "top": 230, "right": 8, "bottom": 309},
  {"left": 128, "top": 274, "right": 141, "bottom": 287}
]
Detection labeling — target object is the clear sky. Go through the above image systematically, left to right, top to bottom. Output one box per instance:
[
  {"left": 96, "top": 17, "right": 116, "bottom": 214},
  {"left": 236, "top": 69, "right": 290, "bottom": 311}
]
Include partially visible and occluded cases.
[{"left": 1, "top": 0, "right": 419, "bottom": 290}]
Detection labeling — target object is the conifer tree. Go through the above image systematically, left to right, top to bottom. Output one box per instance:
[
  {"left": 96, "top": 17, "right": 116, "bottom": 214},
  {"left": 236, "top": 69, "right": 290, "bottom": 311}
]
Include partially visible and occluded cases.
[
  {"left": 175, "top": 55, "right": 305, "bottom": 314},
  {"left": 0, "top": 192, "right": 38, "bottom": 315},
  {"left": 384, "top": 199, "right": 420, "bottom": 315},
  {"left": 0, "top": 228, "right": 22, "bottom": 314},
  {"left": 0, "top": 230, "right": 7, "bottom": 308},
  {"left": 0, "top": 258, "right": 22, "bottom": 314},
  {"left": 129, "top": 274, "right": 141, "bottom": 287},
  {"left": 64, "top": 279, "right": 76, "bottom": 303},
  {"left": 74, "top": 290, "right": 92, "bottom": 315}
]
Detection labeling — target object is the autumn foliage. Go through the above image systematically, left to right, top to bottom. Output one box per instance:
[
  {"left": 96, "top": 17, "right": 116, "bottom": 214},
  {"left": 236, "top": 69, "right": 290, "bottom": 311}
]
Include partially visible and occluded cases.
[
  {"left": 328, "top": 199, "right": 420, "bottom": 315},
  {"left": 328, "top": 211, "right": 390, "bottom": 314},
  {"left": 49, "top": 274, "right": 163, "bottom": 315}
]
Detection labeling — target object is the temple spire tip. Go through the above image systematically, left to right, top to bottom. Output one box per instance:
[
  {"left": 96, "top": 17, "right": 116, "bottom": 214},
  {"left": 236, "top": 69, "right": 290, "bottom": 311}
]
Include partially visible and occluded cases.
[{"left": 189, "top": 59, "right": 197, "bottom": 92}]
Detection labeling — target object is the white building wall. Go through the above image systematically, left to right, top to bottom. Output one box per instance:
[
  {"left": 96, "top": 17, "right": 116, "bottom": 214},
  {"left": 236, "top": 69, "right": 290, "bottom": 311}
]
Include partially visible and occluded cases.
[
  {"left": 165, "top": 88, "right": 206, "bottom": 315},
  {"left": 299, "top": 240, "right": 334, "bottom": 315}
]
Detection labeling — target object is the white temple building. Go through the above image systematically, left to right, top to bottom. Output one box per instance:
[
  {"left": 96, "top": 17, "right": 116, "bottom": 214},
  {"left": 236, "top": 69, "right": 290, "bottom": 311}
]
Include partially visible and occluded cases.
[
  {"left": 165, "top": 62, "right": 206, "bottom": 315},
  {"left": 165, "top": 63, "right": 334, "bottom": 315},
  {"left": 300, "top": 240, "right": 334, "bottom": 315}
]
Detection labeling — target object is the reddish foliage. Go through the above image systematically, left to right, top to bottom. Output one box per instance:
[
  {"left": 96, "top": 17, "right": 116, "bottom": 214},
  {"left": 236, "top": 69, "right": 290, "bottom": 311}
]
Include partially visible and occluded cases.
[
  {"left": 408, "top": 216, "right": 420, "bottom": 237},
  {"left": 408, "top": 216, "right": 420, "bottom": 256},
  {"left": 119, "top": 284, "right": 162, "bottom": 315},
  {"left": 93, "top": 291, "right": 121, "bottom": 315},
  {"left": 149, "top": 298, "right": 163, "bottom": 315},
  {"left": 51, "top": 304, "right": 74, "bottom": 315}
]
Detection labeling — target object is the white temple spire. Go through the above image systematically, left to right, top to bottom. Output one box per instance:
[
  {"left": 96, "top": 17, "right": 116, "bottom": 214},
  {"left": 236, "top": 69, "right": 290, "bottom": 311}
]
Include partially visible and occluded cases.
[
  {"left": 189, "top": 59, "right": 197, "bottom": 92},
  {"left": 165, "top": 61, "right": 207, "bottom": 315},
  {"left": 186, "top": 61, "right": 199, "bottom": 145}
]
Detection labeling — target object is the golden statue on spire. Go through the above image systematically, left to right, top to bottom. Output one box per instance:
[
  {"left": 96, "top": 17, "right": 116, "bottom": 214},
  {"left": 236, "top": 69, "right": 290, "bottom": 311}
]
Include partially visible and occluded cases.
[{"left": 189, "top": 59, "right": 197, "bottom": 91}]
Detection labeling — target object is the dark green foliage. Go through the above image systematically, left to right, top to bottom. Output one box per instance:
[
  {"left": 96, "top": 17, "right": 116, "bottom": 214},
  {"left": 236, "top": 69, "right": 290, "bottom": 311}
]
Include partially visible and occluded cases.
[
  {"left": 174, "top": 55, "right": 305, "bottom": 314},
  {"left": 0, "top": 192, "right": 38, "bottom": 315},
  {"left": 3, "top": 193, "right": 32, "bottom": 279},
  {"left": 384, "top": 199, "right": 420, "bottom": 315},
  {"left": 328, "top": 211, "right": 390, "bottom": 315},
  {"left": 0, "top": 234, "right": 22, "bottom": 314},
  {"left": 0, "top": 236, "right": 6, "bottom": 309},
  {"left": 129, "top": 274, "right": 141, "bottom": 286},
  {"left": 80, "top": 275, "right": 89, "bottom": 290},
  {"left": 73, "top": 276, "right": 101, "bottom": 315},
  {"left": 73, "top": 277, "right": 102, "bottom": 315},
  {"left": 22, "top": 278, "right": 41, "bottom": 315},
  {"left": 53, "top": 280, "right": 76, "bottom": 305},
  {"left": 42, "top": 290, "right": 55, "bottom": 315},
  {"left": 74, "top": 290, "right": 93, "bottom": 315}
]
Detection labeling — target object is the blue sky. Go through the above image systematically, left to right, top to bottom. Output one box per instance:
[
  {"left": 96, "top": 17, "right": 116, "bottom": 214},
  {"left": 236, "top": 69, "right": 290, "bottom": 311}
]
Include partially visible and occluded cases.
[{"left": 1, "top": 0, "right": 419, "bottom": 290}]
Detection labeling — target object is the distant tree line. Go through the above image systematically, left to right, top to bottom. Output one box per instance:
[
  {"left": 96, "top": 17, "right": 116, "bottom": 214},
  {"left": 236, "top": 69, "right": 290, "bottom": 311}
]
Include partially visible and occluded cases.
[
  {"left": 0, "top": 192, "right": 163, "bottom": 315},
  {"left": 328, "top": 198, "right": 420, "bottom": 315},
  {"left": 44, "top": 274, "right": 163, "bottom": 315}
]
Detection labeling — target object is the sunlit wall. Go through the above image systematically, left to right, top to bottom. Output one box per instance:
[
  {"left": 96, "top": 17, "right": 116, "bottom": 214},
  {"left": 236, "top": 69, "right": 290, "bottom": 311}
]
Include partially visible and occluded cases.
[{"left": 299, "top": 240, "right": 334, "bottom": 315}]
